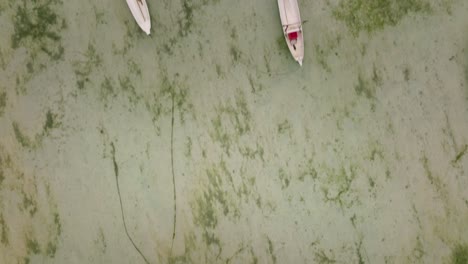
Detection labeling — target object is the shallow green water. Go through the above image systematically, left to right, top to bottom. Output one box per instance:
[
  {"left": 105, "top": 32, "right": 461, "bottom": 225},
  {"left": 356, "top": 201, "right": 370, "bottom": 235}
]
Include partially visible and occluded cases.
[{"left": 0, "top": 0, "right": 468, "bottom": 263}]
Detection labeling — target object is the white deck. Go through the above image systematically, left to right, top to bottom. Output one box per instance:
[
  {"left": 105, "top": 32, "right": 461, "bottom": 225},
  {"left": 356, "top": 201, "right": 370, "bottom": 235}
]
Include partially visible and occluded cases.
[
  {"left": 126, "top": 0, "right": 151, "bottom": 35},
  {"left": 278, "top": 0, "right": 304, "bottom": 65}
]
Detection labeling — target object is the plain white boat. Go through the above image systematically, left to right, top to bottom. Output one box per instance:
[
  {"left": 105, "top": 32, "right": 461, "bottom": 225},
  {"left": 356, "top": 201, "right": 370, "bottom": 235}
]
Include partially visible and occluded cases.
[
  {"left": 126, "top": 0, "right": 151, "bottom": 35},
  {"left": 277, "top": 0, "right": 304, "bottom": 66}
]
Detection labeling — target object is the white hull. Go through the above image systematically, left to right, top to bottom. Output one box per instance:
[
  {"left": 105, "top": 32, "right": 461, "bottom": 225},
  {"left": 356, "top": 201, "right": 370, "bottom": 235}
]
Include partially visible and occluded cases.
[
  {"left": 126, "top": 0, "right": 151, "bottom": 35},
  {"left": 277, "top": 0, "right": 304, "bottom": 66}
]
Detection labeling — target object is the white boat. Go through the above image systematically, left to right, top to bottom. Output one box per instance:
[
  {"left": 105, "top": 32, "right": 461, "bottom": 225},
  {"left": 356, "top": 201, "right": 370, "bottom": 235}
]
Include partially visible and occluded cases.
[
  {"left": 126, "top": 0, "right": 151, "bottom": 35},
  {"left": 277, "top": 0, "right": 304, "bottom": 66}
]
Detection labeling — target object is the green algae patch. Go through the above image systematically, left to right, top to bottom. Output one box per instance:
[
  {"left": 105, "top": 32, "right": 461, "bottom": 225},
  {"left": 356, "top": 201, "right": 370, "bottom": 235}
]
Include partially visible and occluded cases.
[
  {"left": 11, "top": 0, "right": 65, "bottom": 62},
  {"left": 176, "top": 0, "right": 220, "bottom": 38},
  {"left": 178, "top": 0, "right": 195, "bottom": 37},
  {"left": 333, "top": 0, "right": 431, "bottom": 36},
  {"left": 276, "top": 35, "right": 290, "bottom": 59},
  {"left": 73, "top": 43, "right": 102, "bottom": 90},
  {"left": 315, "top": 44, "right": 332, "bottom": 73},
  {"left": 465, "top": 44, "right": 468, "bottom": 98},
  {"left": 230, "top": 45, "right": 242, "bottom": 63},
  {"left": 144, "top": 71, "right": 192, "bottom": 134},
  {"left": 157, "top": 72, "right": 193, "bottom": 124},
  {"left": 355, "top": 73, "right": 375, "bottom": 99},
  {"left": 119, "top": 75, "right": 140, "bottom": 106},
  {"left": 100, "top": 76, "right": 115, "bottom": 105},
  {"left": 210, "top": 89, "right": 251, "bottom": 156},
  {"left": 0, "top": 91, "right": 6, "bottom": 116},
  {"left": 43, "top": 110, "right": 60, "bottom": 133},
  {"left": 12, "top": 111, "right": 59, "bottom": 149},
  {"left": 44, "top": 111, "right": 54, "bottom": 130},
  {"left": 277, "top": 120, "right": 291, "bottom": 135},
  {"left": 12, "top": 122, "right": 34, "bottom": 148},
  {"left": 184, "top": 137, "right": 193, "bottom": 158},
  {"left": 238, "top": 143, "right": 264, "bottom": 162},
  {"left": 453, "top": 145, "right": 467, "bottom": 164},
  {"left": 0, "top": 150, "right": 62, "bottom": 262},
  {"left": 421, "top": 155, "right": 439, "bottom": 187},
  {"left": 298, "top": 159, "right": 318, "bottom": 182},
  {"left": 190, "top": 160, "right": 264, "bottom": 253},
  {"left": 0, "top": 161, "right": 3, "bottom": 187},
  {"left": 320, "top": 165, "right": 358, "bottom": 209},
  {"left": 278, "top": 168, "right": 290, "bottom": 190},
  {"left": 192, "top": 172, "right": 223, "bottom": 232},
  {"left": 192, "top": 187, "right": 223, "bottom": 250},
  {"left": 22, "top": 190, "right": 38, "bottom": 217},
  {"left": 45, "top": 211, "right": 61, "bottom": 258},
  {"left": 53, "top": 212, "right": 62, "bottom": 236},
  {"left": 0, "top": 213, "right": 8, "bottom": 245},
  {"left": 94, "top": 227, "right": 107, "bottom": 253},
  {"left": 168, "top": 232, "right": 197, "bottom": 264},
  {"left": 26, "top": 237, "right": 41, "bottom": 255},
  {"left": 267, "top": 237, "right": 277, "bottom": 264},
  {"left": 356, "top": 239, "right": 365, "bottom": 264},
  {"left": 45, "top": 242, "right": 57, "bottom": 258},
  {"left": 451, "top": 244, "right": 468, "bottom": 264},
  {"left": 314, "top": 249, "right": 336, "bottom": 263}
]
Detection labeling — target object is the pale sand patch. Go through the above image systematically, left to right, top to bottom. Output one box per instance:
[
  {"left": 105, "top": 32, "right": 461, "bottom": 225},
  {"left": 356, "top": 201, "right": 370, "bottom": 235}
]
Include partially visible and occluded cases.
[{"left": 0, "top": 0, "right": 467, "bottom": 263}]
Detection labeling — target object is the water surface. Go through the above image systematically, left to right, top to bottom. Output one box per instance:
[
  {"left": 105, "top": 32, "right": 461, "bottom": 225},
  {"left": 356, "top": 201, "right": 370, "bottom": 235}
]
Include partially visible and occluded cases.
[{"left": 0, "top": 0, "right": 468, "bottom": 263}]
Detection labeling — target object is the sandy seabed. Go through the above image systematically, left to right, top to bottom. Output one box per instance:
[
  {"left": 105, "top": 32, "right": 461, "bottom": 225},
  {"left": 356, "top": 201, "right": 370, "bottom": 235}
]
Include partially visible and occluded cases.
[{"left": 0, "top": 0, "right": 468, "bottom": 263}]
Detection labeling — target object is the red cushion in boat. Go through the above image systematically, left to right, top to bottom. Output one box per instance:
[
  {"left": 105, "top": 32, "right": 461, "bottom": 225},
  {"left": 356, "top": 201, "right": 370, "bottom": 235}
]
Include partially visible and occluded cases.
[{"left": 288, "top": 31, "right": 298, "bottom": 41}]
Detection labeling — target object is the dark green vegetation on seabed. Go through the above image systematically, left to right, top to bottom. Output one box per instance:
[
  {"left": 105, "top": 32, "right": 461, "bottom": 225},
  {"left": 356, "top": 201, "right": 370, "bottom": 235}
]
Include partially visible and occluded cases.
[
  {"left": 0, "top": 0, "right": 467, "bottom": 263},
  {"left": 9, "top": 0, "right": 66, "bottom": 93},
  {"left": 11, "top": 0, "right": 65, "bottom": 60},
  {"left": 333, "top": 0, "right": 432, "bottom": 35},
  {"left": 464, "top": 42, "right": 468, "bottom": 100},
  {"left": 73, "top": 43, "right": 102, "bottom": 90},
  {"left": 0, "top": 91, "right": 6, "bottom": 116},
  {"left": 12, "top": 109, "right": 59, "bottom": 149},
  {"left": 12, "top": 122, "right": 34, "bottom": 148},
  {"left": 0, "top": 146, "right": 62, "bottom": 262},
  {"left": 0, "top": 213, "right": 8, "bottom": 245},
  {"left": 452, "top": 244, "right": 468, "bottom": 264}
]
